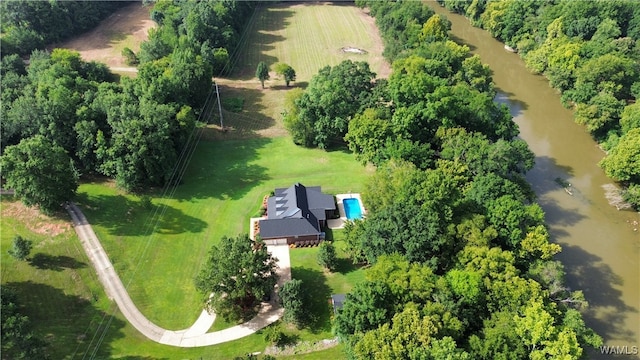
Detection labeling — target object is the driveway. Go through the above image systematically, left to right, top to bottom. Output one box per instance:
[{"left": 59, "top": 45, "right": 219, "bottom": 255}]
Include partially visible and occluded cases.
[{"left": 66, "top": 202, "right": 290, "bottom": 347}]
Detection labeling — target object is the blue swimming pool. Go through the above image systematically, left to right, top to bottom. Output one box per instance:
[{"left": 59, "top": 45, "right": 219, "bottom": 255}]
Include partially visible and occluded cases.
[{"left": 343, "top": 198, "right": 363, "bottom": 220}]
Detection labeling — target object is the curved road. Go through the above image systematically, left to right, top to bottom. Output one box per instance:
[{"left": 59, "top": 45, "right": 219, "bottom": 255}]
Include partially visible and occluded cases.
[{"left": 66, "top": 202, "right": 290, "bottom": 347}]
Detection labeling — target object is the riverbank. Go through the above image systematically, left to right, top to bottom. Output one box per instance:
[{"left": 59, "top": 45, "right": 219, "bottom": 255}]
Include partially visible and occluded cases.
[{"left": 426, "top": 3, "right": 639, "bottom": 358}]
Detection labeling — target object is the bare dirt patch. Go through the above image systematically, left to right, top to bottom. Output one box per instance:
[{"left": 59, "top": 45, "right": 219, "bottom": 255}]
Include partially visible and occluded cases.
[
  {"left": 56, "top": 2, "right": 155, "bottom": 69},
  {"left": 356, "top": 7, "right": 391, "bottom": 79},
  {"left": 341, "top": 46, "right": 368, "bottom": 54},
  {"left": 1, "top": 201, "right": 71, "bottom": 237}
]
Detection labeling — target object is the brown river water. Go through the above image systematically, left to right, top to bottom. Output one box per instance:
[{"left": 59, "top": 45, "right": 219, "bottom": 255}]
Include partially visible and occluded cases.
[{"left": 425, "top": 3, "right": 640, "bottom": 358}]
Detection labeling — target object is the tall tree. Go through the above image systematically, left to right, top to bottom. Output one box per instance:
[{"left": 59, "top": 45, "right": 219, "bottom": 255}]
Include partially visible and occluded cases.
[
  {"left": 286, "top": 60, "right": 376, "bottom": 148},
  {"left": 256, "top": 61, "right": 270, "bottom": 89},
  {"left": 274, "top": 63, "right": 296, "bottom": 87},
  {"left": 599, "top": 128, "right": 640, "bottom": 182},
  {"left": 1, "top": 135, "right": 79, "bottom": 214},
  {"left": 195, "top": 235, "right": 278, "bottom": 321},
  {"left": 317, "top": 241, "right": 338, "bottom": 271},
  {"left": 333, "top": 281, "right": 395, "bottom": 339},
  {"left": 353, "top": 304, "right": 470, "bottom": 360}
]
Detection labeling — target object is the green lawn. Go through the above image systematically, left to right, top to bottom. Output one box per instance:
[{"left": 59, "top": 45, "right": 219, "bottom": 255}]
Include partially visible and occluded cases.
[
  {"left": 211, "top": 3, "right": 390, "bottom": 138},
  {"left": 233, "top": 3, "right": 389, "bottom": 81},
  {"left": 2, "top": 137, "right": 370, "bottom": 359},
  {"left": 74, "top": 137, "right": 371, "bottom": 356},
  {"left": 0, "top": 199, "right": 120, "bottom": 359},
  {"left": 288, "top": 234, "right": 367, "bottom": 339}
]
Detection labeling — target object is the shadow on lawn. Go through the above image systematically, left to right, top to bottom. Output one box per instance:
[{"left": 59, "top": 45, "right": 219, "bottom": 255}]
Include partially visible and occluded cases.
[
  {"left": 231, "top": 6, "right": 295, "bottom": 80},
  {"left": 207, "top": 84, "right": 275, "bottom": 137},
  {"left": 175, "top": 137, "right": 271, "bottom": 201},
  {"left": 75, "top": 193, "right": 207, "bottom": 236},
  {"left": 29, "top": 253, "right": 87, "bottom": 271},
  {"left": 291, "top": 267, "right": 333, "bottom": 334},
  {"left": 3, "top": 281, "right": 129, "bottom": 360}
]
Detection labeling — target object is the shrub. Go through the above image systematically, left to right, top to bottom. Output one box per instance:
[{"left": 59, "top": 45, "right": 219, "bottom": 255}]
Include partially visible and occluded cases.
[
  {"left": 121, "top": 47, "right": 139, "bottom": 66},
  {"left": 8, "top": 235, "right": 32, "bottom": 260},
  {"left": 317, "top": 241, "right": 338, "bottom": 271},
  {"left": 279, "top": 279, "right": 305, "bottom": 327},
  {"left": 264, "top": 325, "right": 286, "bottom": 347}
]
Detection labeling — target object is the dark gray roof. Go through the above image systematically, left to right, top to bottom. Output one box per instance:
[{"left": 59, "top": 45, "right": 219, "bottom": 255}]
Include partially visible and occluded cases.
[
  {"left": 260, "top": 183, "right": 335, "bottom": 239},
  {"left": 259, "top": 218, "right": 321, "bottom": 238}
]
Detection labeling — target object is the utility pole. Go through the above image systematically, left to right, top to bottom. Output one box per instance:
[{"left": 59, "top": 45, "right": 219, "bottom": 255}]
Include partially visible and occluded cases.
[{"left": 214, "top": 81, "right": 224, "bottom": 130}]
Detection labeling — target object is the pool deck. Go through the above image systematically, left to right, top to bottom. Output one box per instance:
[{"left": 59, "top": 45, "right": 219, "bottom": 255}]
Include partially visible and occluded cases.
[{"left": 327, "top": 193, "right": 366, "bottom": 229}]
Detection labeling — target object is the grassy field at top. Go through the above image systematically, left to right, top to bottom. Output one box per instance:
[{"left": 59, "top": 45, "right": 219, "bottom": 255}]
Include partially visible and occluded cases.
[
  {"left": 212, "top": 3, "right": 390, "bottom": 138},
  {"left": 232, "top": 3, "right": 389, "bottom": 81}
]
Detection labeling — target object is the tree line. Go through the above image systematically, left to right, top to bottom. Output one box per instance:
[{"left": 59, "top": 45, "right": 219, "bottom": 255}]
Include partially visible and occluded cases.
[
  {"left": 282, "top": 0, "right": 601, "bottom": 358},
  {"left": 437, "top": 0, "right": 640, "bottom": 208},
  {"left": 0, "top": 1, "right": 132, "bottom": 57},
  {"left": 1, "top": 1, "right": 255, "bottom": 213}
]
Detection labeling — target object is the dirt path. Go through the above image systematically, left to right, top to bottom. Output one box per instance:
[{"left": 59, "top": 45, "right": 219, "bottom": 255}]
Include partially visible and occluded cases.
[
  {"left": 57, "top": 3, "right": 155, "bottom": 68},
  {"left": 65, "top": 202, "right": 290, "bottom": 347}
]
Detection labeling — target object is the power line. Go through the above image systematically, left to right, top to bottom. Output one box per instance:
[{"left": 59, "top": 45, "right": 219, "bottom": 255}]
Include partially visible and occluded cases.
[{"left": 76, "top": 4, "right": 263, "bottom": 355}]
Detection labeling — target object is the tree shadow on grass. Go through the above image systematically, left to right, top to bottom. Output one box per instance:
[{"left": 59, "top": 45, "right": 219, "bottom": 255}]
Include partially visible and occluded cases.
[
  {"left": 230, "top": 6, "right": 295, "bottom": 80},
  {"left": 269, "top": 81, "right": 309, "bottom": 91},
  {"left": 206, "top": 84, "right": 275, "bottom": 136},
  {"left": 173, "top": 137, "right": 272, "bottom": 201},
  {"left": 75, "top": 192, "right": 208, "bottom": 236},
  {"left": 29, "top": 253, "right": 87, "bottom": 271},
  {"left": 334, "top": 257, "right": 361, "bottom": 275},
  {"left": 291, "top": 267, "right": 333, "bottom": 334},
  {"left": 3, "top": 281, "right": 129, "bottom": 360}
]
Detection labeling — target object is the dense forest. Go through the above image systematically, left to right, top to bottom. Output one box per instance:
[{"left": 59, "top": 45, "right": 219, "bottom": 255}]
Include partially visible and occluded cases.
[
  {"left": 283, "top": 0, "right": 602, "bottom": 358},
  {"left": 437, "top": 0, "right": 640, "bottom": 209},
  {"left": 0, "top": 1, "right": 132, "bottom": 56},
  {"left": 1, "top": 1, "right": 254, "bottom": 213},
  {"left": 1, "top": 1, "right": 254, "bottom": 354}
]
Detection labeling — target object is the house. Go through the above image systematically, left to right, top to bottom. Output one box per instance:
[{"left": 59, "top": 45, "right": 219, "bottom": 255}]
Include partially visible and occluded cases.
[{"left": 258, "top": 183, "right": 336, "bottom": 245}]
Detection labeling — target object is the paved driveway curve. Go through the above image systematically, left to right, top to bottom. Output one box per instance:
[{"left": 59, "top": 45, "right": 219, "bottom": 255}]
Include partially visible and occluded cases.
[{"left": 66, "top": 202, "right": 290, "bottom": 347}]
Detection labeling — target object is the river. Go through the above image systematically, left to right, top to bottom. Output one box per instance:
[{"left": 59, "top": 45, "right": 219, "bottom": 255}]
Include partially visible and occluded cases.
[{"left": 426, "top": 3, "right": 640, "bottom": 358}]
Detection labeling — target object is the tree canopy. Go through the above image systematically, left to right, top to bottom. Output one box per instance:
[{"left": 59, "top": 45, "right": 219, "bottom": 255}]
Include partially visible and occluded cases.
[
  {"left": 435, "top": 0, "right": 640, "bottom": 208},
  {"left": 333, "top": 1, "right": 601, "bottom": 358},
  {"left": 284, "top": 60, "right": 376, "bottom": 148},
  {"left": 256, "top": 61, "right": 270, "bottom": 89},
  {"left": 274, "top": 63, "right": 296, "bottom": 87},
  {"left": 1, "top": 135, "right": 78, "bottom": 214},
  {"left": 195, "top": 235, "right": 278, "bottom": 321},
  {"left": 1, "top": 288, "right": 47, "bottom": 359}
]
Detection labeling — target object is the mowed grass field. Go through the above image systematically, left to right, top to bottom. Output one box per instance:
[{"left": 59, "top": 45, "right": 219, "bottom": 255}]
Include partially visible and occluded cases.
[
  {"left": 233, "top": 2, "right": 389, "bottom": 80},
  {"left": 213, "top": 3, "right": 390, "bottom": 138},
  {"left": 76, "top": 137, "right": 372, "bottom": 357},
  {"left": 78, "top": 137, "right": 373, "bottom": 330},
  {"left": 0, "top": 200, "right": 120, "bottom": 359}
]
